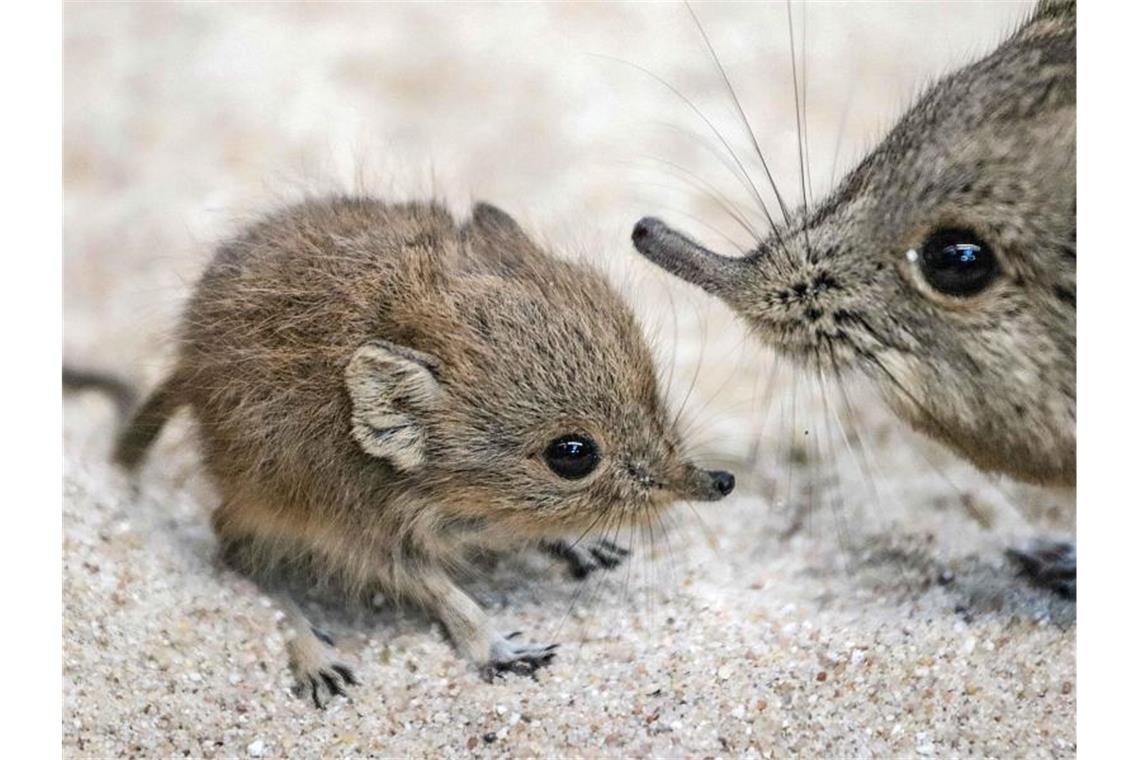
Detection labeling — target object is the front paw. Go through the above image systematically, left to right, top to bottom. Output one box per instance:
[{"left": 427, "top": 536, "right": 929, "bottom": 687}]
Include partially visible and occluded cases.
[
  {"left": 543, "top": 539, "right": 630, "bottom": 580},
  {"left": 1007, "top": 539, "right": 1075, "bottom": 599},
  {"left": 287, "top": 629, "right": 360, "bottom": 709},
  {"left": 481, "top": 632, "right": 559, "bottom": 681}
]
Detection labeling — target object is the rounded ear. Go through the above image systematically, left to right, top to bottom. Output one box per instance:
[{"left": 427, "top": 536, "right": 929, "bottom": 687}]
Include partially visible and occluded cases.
[
  {"left": 461, "top": 201, "right": 545, "bottom": 273},
  {"left": 470, "top": 202, "right": 526, "bottom": 239},
  {"left": 345, "top": 340, "right": 442, "bottom": 471}
]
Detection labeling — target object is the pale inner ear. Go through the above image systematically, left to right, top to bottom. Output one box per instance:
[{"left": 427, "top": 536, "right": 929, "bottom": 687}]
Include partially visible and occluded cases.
[{"left": 345, "top": 340, "right": 442, "bottom": 471}]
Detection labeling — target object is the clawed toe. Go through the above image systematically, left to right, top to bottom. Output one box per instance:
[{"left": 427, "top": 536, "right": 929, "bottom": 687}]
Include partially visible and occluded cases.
[
  {"left": 543, "top": 539, "right": 631, "bottom": 580},
  {"left": 589, "top": 539, "right": 630, "bottom": 569},
  {"left": 1007, "top": 540, "right": 1076, "bottom": 598},
  {"left": 287, "top": 630, "right": 359, "bottom": 709},
  {"left": 482, "top": 636, "right": 559, "bottom": 682},
  {"left": 303, "top": 662, "right": 359, "bottom": 709},
  {"left": 332, "top": 664, "right": 359, "bottom": 686}
]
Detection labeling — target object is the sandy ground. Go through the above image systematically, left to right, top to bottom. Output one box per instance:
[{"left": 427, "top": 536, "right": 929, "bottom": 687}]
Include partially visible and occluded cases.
[{"left": 63, "top": 3, "right": 1074, "bottom": 757}]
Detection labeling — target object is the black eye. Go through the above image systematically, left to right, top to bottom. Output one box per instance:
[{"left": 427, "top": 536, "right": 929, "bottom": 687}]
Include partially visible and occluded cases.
[
  {"left": 915, "top": 228, "right": 999, "bottom": 298},
  {"left": 543, "top": 434, "right": 600, "bottom": 480}
]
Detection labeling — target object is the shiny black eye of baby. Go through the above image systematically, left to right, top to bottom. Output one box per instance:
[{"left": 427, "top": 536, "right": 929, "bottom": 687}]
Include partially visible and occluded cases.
[
  {"left": 913, "top": 228, "right": 999, "bottom": 298},
  {"left": 543, "top": 434, "right": 600, "bottom": 480}
]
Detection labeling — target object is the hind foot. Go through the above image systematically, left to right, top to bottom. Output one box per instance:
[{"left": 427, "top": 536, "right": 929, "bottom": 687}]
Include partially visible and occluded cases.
[
  {"left": 543, "top": 539, "right": 630, "bottom": 579},
  {"left": 1007, "top": 539, "right": 1075, "bottom": 599},
  {"left": 480, "top": 632, "right": 559, "bottom": 681}
]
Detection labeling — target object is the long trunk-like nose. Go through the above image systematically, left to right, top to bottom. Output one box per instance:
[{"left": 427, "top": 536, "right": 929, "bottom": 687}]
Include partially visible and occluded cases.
[{"left": 632, "top": 217, "right": 750, "bottom": 298}]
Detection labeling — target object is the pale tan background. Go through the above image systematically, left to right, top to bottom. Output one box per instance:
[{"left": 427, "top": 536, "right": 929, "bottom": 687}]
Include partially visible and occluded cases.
[{"left": 64, "top": 2, "right": 1074, "bottom": 757}]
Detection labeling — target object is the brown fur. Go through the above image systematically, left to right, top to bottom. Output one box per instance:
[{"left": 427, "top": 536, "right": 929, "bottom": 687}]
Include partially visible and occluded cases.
[
  {"left": 633, "top": 1, "right": 1075, "bottom": 487},
  {"left": 117, "top": 196, "right": 732, "bottom": 697}
]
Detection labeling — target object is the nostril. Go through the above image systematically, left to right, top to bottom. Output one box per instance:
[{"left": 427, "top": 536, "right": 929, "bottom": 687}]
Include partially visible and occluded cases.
[
  {"left": 631, "top": 218, "right": 653, "bottom": 244},
  {"left": 710, "top": 470, "right": 735, "bottom": 497}
]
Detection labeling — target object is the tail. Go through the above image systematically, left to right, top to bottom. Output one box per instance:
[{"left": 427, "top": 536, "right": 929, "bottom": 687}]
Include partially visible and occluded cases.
[
  {"left": 63, "top": 364, "right": 186, "bottom": 472},
  {"left": 62, "top": 366, "right": 137, "bottom": 421},
  {"left": 112, "top": 372, "right": 186, "bottom": 472}
]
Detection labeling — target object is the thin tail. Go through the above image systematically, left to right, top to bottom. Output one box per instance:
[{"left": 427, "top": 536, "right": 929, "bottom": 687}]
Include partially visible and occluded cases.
[
  {"left": 64, "top": 364, "right": 186, "bottom": 472},
  {"left": 62, "top": 366, "right": 138, "bottom": 421},
  {"left": 112, "top": 372, "right": 185, "bottom": 472}
]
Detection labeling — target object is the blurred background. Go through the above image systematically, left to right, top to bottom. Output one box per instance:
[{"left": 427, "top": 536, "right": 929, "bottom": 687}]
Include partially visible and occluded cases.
[
  {"left": 64, "top": 0, "right": 1045, "bottom": 514},
  {"left": 64, "top": 4, "right": 1075, "bottom": 757}
]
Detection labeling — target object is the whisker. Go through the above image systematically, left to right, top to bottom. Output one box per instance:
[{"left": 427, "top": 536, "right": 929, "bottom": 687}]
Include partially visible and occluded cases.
[
  {"left": 785, "top": 0, "right": 813, "bottom": 262},
  {"left": 799, "top": 0, "right": 814, "bottom": 205},
  {"left": 685, "top": 1, "right": 793, "bottom": 233},
  {"left": 593, "top": 53, "right": 783, "bottom": 246},
  {"left": 827, "top": 72, "right": 857, "bottom": 193},
  {"left": 649, "top": 121, "right": 780, "bottom": 243},
  {"left": 631, "top": 154, "right": 764, "bottom": 243},
  {"left": 629, "top": 183, "right": 753, "bottom": 253},
  {"left": 661, "top": 274, "right": 681, "bottom": 409},
  {"left": 670, "top": 302, "right": 709, "bottom": 434},
  {"left": 676, "top": 330, "right": 751, "bottom": 443},
  {"left": 822, "top": 346, "right": 887, "bottom": 518},
  {"left": 856, "top": 349, "right": 964, "bottom": 463},
  {"left": 746, "top": 351, "right": 785, "bottom": 476},
  {"left": 813, "top": 365, "right": 854, "bottom": 566},
  {"left": 779, "top": 366, "right": 800, "bottom": 535},
  {"left": 802, "top": 379, "right": 819, "bottom": 539},
  {"left": 680, "top": 497, "right": 716, "bottom": 549},
  {"left": 550, "top": 507, "right": 622, "bottom": 644},
  {"left": 564, "top": 507, "right": 612, "bottom": 553},
  {"left": 653, "top": 507, "right": 684, "bottom": 615},
  {"left": 564, "top": 509, "right": 631, "bottom": 666},
  {"left": 641, "top": 509, "right": 661, "bottom": 631}
]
